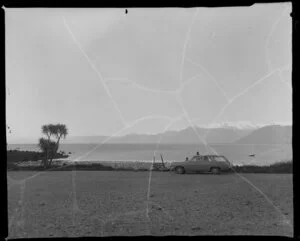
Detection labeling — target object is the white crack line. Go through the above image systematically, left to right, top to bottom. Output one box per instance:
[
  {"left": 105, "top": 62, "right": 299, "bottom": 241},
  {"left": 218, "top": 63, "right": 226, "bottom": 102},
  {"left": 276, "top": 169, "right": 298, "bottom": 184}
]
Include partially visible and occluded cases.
[
  {"left": 265, "top": 6, "right": 290, "bottom": 72},
  {"left": 265, "top": 6, "right": 292, "bottom": 93},
  {"left": 175, "top": 7, "right": 222, "bottom": 155},
  {"left": 9, "top": 8, "right": 292, "bottom": 236},
  {"left": 179, "top": 8, "right": 200, "bottom": 86},
  {"left": 62, "top": 15, "right": 127, "bottom": 126},
  {"left": 181, "top": 47, "right": 292, "bottom": 229},
  {"left": 186, "top": 49, "right": 293, "bottom": 227},
  {"left": 185, "top": 57, "right": 230, "bottom": 101},
  {"left": 195, "top": 62, "right": 293, "bottom": 228},
  {"left": 202, "top": 65, "right": 289, "bottom": 142},
  {"left": 278, "top": 66, "right": 292, "bottom": 92},
  {"left": 225, "top": 68, "right": 282, "bottom": 104},
  {"left": 104, "top": 72, "right": 204, "bottom": 96},
  {"left": 178, "top": 73, "right": 204, "bottom": 92},
  {"left": 105, "top": 77, "right": 179, "bottom": 94},
  {"left": 175, "top": 93, "right": 211, "bottom": 153},
  {"left": 8, "top": 115, "right": 182, "bottom": 235},
  {"left": 11, "top": 115, "right": 178, "bottom": 184},
  {"left": 126, "top": 115, "right": 175, "bottom": 127},
  {"left": 146, "top": 115, "right": 183, "bottom": 224},
  {"left": 12, "top": 116, "right": 181, "bottom": 234},
  {"left": 193, "top": 116, "right": 280, "bottom": 166},
  {"left": 200, "top": 128, "right": 292, "bottom": 228},
  {"left": 201, "top": 142, "right": 293, "bottom": 229},
  {"left": 71, "top": 169, "right": 86, "bottom": 227},
  {"left": 236, "top": 171, "right": 292, "bottom": 228},
  {"left": 7, "top": 175, "right": 22, "bottom": 191},
  {"left": 9, "top": 181, "right": 26, "bottom": 238},
  {"left": 19, "top": 181, "right": 26, "bottom": 236},
  {"left": 8, "top": 183, "right": 21, "bottom": 234}
]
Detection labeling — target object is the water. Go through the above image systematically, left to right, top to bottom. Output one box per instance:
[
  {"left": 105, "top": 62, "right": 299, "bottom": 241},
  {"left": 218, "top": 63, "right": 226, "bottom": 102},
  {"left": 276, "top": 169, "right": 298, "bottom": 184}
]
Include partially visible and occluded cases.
[{"left": 7, "top": 143, "right": 292, "bottom": 166}]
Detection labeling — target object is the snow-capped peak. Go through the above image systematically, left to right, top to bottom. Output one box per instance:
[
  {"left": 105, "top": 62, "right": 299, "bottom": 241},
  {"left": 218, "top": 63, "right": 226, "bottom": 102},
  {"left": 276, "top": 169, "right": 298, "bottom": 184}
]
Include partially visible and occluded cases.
[{"left": 197, "top": 121, "right": 263, "bottom": 130}]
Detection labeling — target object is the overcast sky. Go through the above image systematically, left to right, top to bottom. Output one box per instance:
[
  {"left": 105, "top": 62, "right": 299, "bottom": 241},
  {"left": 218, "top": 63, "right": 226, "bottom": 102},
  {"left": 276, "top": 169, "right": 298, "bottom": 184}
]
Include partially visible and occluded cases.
[{"left": 6, "top": 3, "right": 292, "bottom": 142}]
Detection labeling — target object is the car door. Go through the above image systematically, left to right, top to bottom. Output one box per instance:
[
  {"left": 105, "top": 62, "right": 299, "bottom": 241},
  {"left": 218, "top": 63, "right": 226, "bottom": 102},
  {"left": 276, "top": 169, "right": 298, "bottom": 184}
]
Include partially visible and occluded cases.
[
  {"left": 184, "top": 156, "right": 198, "bottom": 173},
  {"left": 189, "top": 156, "right": 209, "bottom": 173},
  {"left": 198, "top": 156, "right": 211, "bottom": 172},
  {"left": 207, "top": 156, "right": 217, "bottom": 170}
]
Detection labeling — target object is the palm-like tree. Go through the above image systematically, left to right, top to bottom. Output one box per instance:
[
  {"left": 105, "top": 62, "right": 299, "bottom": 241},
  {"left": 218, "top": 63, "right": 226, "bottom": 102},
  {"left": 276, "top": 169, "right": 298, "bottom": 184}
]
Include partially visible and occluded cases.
[
  {"left": 39, "top": 123, "right": 68, "bottom": 168},
  {"left": 53, "top": 124, "right": 68, "bottom": 146},
  {"left": 38, "top": 137, "right": 56, "bottom": 167}
]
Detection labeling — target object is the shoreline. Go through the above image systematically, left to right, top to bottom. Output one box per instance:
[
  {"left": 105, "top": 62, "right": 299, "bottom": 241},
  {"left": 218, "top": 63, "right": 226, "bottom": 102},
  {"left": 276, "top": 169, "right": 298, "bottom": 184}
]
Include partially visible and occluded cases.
[{"left": 7, "top": 160, "right": 292, "bottom": 174}]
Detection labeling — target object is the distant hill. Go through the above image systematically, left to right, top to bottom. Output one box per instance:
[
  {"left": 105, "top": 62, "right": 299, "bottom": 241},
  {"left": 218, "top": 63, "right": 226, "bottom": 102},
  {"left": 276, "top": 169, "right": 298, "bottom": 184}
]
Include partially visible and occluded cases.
[
  {"left": 11, "top": 125, "right": 291, "bottom": 145},
  {"left": 234, "top": 125, "right": 292, "bottom": 144},
  {"left": 62, "top": 126, "right": 254, "bottom": 144},
  {"left": 65, "top": 135, "right": 108, "bottom": 144}
]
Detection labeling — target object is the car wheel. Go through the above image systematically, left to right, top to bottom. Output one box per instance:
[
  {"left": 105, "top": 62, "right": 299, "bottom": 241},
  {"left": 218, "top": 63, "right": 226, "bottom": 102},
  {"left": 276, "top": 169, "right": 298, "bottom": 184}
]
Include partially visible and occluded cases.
[
  {"left": 175, "top": 166, "right": 185, "bottom": 174},
  {"left": 211, "top": 167, "right": 220, "bottom": 175}
]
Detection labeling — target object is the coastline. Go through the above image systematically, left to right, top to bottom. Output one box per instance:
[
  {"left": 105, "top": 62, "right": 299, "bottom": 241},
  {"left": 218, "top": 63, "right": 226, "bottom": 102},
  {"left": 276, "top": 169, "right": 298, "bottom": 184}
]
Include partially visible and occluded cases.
[{"left": 7, "top": 159, "right": 292, "bottom": 174}]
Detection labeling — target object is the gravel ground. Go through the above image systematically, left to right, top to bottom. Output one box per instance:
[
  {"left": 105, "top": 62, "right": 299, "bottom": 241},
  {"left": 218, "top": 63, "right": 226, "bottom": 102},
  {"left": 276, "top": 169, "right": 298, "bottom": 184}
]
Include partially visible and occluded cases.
[{"left": 7, "top": 171, "right": 293, "bottom": 237}]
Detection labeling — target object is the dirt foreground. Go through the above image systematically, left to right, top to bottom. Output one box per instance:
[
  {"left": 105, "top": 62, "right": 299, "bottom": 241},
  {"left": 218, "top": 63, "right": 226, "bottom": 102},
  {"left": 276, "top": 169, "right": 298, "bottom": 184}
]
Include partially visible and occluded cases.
[{"left": 7, "top": 171, "right": 293, "bottom": 237}]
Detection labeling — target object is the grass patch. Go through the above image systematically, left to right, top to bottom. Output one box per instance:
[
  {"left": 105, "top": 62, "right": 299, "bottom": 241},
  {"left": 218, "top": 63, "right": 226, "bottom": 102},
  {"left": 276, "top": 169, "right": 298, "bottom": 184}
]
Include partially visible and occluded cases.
[
  {"left": 7, "top": 149, "right": 68, "bottom": 163},
  {"left": 7, "top": 154, "right": 292, "bottom": 173},
  {"left": 231, "top": 161, "right": 292, "bottom": 173}
]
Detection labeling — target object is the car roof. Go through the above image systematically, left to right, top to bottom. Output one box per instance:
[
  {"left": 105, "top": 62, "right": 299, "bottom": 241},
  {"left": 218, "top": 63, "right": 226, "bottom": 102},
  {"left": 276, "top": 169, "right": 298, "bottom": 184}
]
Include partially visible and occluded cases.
[{"left": 191, "top": 155, "right": 225, "bottom": 158}]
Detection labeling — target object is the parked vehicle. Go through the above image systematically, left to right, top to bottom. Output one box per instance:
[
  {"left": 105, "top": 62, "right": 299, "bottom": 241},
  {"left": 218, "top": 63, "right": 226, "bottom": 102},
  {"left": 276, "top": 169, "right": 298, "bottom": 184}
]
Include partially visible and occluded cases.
[{"left": 170, "top": 155, "right": 232, "bottom": 174}]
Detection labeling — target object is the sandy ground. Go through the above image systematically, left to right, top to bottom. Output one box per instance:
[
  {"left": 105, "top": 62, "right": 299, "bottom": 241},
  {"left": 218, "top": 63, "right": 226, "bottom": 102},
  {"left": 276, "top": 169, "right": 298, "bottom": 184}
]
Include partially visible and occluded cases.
[{"left": 7, "top": 171, "right": 293, "bottom": 237}]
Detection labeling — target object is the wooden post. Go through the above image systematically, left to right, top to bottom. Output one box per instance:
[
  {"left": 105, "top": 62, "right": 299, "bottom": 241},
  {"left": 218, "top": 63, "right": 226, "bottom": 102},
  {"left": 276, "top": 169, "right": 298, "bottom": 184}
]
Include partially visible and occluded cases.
[{"left": 160, "top": 154, "right": 163, "bottom": 165}]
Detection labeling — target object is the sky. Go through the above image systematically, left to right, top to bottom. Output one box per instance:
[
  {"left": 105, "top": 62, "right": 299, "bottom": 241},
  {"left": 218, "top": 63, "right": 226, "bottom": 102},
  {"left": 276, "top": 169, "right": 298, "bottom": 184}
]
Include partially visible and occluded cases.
[{"left": 6, "top": 3, "right": 292, "bottom": 143}]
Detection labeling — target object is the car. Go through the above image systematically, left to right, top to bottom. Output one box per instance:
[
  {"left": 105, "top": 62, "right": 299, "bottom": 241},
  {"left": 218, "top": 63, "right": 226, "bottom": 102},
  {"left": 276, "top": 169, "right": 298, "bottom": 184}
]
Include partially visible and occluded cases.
[{"left": 170, "top": 155, "right": 232, "bottom": 174}]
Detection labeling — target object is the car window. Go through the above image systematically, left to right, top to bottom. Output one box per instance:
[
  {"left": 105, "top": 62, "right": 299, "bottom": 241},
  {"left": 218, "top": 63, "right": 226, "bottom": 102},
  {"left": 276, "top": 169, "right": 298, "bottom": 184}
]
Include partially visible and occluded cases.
[
  {"left": 196, "top": 156, "right": 205, "bottom": 162},
  {"left": 203, "top": 156, "right": 209, "bottom": 161},
  {"left": 208, "top": 156, "right": 215, "bottom": 162},
  {"left": 190, "top": 157, "right": 197, "bottom": 162},
  {"left": 194, "top": 157, "right": 200, "bottom": 162}
]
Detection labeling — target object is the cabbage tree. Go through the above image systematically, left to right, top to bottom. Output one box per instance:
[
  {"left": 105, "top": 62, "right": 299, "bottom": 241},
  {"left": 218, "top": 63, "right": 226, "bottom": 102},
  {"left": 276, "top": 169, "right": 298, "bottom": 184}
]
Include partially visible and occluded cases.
[{"left": 38, "top": 123, "right": 68, "bottom": 168}]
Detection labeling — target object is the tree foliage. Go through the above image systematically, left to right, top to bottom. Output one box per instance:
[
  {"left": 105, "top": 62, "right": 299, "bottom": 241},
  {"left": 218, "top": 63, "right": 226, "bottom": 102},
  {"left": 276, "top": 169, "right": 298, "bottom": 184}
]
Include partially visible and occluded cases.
[{"left": 38, "top": 123, "right": 68, "bottom": 168}]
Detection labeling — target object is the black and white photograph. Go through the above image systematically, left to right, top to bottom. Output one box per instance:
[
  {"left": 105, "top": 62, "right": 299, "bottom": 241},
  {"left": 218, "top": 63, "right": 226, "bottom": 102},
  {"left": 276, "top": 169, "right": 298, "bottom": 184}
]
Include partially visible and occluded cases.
[{"left": 5, "top": 3, "right": 293, "bottom": 237}]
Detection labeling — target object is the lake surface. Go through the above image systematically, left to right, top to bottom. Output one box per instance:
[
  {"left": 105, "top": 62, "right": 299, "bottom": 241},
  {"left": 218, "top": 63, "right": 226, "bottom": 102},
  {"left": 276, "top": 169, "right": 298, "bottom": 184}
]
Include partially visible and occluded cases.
[{"left": 7, "top": 143, "right": 292, "bottom": 166}]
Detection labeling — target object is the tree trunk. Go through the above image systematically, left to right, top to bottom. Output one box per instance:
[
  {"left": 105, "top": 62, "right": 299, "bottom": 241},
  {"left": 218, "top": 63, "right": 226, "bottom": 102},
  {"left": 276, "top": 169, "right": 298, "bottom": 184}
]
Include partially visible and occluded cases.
[
  {"left": 55, "top": 136, "right": 61, "bottom": 156},
  {"left": 52, "top": 140, "right": 60, "bottom": 166},
  {"left": 46, "top": 147, "right": 49, "bottom": 168},
  {"left": 43, "top": 157, "right": 48, "bottom": 169},
  {"left": 48, "top": 159, "right": 52, "bottom": 167}
]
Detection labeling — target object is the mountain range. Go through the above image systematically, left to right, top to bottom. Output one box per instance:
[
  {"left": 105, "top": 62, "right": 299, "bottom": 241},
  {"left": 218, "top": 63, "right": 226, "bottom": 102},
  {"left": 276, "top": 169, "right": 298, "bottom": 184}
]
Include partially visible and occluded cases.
[
  {"left": 7, "top": 124, "right": 292, "bottom": 145},
  {"left": 61, "top": 124, "right": 291, "bottom": 145},
  {"left": 234, "top": 125, "right": 292, "bottom": 144}
]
